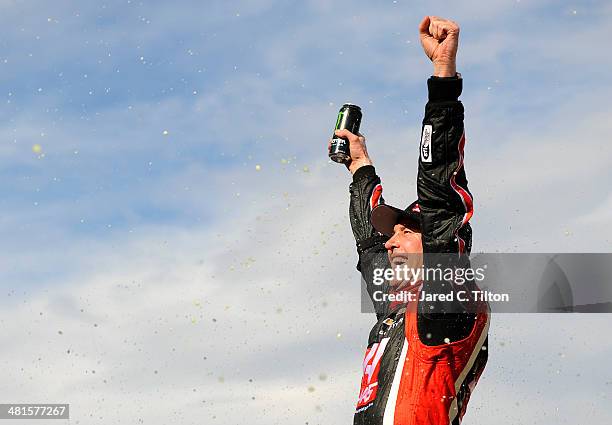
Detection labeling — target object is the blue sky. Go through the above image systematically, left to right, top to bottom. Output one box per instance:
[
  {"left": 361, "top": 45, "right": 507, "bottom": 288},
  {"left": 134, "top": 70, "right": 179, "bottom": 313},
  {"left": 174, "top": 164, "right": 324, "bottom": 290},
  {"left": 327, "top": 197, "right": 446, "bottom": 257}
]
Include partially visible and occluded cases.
[
  {"left": 2, "top": 0, "right": 611, "bottom": 238},
  {"left": 1, "top": 1, "right": 612, "bottom": 424}
]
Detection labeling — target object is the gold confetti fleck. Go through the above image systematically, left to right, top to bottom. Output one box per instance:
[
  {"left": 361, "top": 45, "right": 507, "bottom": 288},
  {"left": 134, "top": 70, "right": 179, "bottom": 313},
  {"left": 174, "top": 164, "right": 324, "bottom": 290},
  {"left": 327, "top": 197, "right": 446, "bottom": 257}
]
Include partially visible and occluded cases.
[
  {"left": 162, "top": 130, "right": 169, "bottom": 136},
  {"left": 32, "top": 144, "right": 42, "bottom": 153},
  {"left": 255, "top": 164, "right": 261, "bottom": 171},
  {"left": 302, "top": 166, "right": 310, "bottom": 173}
]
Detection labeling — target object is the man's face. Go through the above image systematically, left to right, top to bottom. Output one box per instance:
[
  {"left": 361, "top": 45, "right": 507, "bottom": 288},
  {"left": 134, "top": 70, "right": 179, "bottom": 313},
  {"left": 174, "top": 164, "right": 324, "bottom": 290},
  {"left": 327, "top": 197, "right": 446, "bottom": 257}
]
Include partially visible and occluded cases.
[
  {"left": 384, "top": 220, "right": 423, "bottom": 288},
  {"left": 384, "top": 220, "right": 423, "bottom": 256}
]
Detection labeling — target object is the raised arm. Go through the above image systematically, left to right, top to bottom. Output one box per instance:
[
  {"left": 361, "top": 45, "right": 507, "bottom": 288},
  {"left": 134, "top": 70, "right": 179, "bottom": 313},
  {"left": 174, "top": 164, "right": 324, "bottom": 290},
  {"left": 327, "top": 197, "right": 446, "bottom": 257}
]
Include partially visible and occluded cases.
[
  {"left": 417, "top": 16, "right": 477, "bottom": 344},
  {"left": 417, "top": 16, "right": 472, "bottom": 254},
  {"left": 332, "top": 130, "right": 390, "bottom": 319}
]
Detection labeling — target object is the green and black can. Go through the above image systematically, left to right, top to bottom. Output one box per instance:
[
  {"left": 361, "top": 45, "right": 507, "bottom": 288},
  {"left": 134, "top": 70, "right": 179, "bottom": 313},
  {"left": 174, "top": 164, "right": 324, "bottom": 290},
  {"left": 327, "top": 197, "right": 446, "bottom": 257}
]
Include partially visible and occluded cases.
[{"left": 329, "top": 103, "right": 362, "bottom": 164}]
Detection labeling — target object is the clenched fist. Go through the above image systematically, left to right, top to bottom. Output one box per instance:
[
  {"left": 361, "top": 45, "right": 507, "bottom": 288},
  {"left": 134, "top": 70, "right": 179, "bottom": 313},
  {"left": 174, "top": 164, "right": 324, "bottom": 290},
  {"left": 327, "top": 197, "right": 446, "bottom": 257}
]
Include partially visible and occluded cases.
[{"left": 419, "top": 16, "right": 460, "bottom": 77}]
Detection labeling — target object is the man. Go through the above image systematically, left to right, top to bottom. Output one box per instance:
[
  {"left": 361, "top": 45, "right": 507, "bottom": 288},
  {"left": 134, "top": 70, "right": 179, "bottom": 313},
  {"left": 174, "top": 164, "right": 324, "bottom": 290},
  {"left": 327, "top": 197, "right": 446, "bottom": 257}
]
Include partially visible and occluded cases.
[{"left": 334, "top": 16, "right": 489, "bottom": 425}]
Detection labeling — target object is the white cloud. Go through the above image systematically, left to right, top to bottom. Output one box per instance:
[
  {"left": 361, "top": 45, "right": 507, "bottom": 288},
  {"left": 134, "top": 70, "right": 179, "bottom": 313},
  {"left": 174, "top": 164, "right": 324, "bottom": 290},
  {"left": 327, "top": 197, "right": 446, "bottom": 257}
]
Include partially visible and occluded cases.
[{"left": 2, "top": 161, "right": 612, "bottom": 424}]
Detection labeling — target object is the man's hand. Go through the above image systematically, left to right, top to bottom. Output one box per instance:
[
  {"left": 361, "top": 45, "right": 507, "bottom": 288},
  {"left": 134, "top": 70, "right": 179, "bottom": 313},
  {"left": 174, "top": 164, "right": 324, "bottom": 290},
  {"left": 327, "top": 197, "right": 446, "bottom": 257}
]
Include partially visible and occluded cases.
[
  {"left": 418, "top": 16, "right": 460, "bottom": 77},
  {"left": 330, "top": 129, "right": 373, "bottom": 175}
]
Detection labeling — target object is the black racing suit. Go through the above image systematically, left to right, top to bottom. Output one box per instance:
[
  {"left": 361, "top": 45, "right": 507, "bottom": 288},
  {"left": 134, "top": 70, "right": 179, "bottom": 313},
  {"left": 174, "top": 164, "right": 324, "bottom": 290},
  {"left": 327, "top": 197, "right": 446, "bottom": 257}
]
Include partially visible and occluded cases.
[{"left": 349, "top": 76, "right": 489, "bottom": 425}]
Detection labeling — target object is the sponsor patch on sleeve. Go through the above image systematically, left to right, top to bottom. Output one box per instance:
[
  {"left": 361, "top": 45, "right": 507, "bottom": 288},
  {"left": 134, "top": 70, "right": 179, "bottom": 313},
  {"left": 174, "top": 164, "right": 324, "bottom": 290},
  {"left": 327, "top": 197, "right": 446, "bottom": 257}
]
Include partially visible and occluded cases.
[{"left": 420, "top": 124, "right": 433, "bottom": 163}]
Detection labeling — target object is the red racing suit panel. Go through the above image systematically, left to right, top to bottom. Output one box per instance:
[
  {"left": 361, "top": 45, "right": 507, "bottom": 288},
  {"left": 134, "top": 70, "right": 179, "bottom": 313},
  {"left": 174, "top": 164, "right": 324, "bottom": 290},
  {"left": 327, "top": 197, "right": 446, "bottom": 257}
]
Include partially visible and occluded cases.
[{"left": 392, "top": 301, "right": 489, "bottom": 425}]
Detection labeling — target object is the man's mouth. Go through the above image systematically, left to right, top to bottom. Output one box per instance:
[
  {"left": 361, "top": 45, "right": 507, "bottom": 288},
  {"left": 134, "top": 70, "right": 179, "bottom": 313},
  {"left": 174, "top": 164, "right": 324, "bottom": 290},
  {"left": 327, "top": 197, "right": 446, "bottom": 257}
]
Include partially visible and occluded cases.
[{"left": 390, "top": 255, "right": 409, "bottom": 267}]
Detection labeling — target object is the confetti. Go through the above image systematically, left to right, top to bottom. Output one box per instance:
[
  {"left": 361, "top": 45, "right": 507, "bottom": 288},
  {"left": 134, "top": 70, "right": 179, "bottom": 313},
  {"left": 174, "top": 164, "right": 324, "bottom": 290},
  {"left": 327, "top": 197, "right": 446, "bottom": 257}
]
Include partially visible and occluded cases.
[
  {"left": 162, "top": 130, "right": 169, "bottom": 136},
  {"left": 32, "top": 144, "right": 42, "bottom": 154},
  {"left": 255, "top": 164, "right": 261, "bottom": 171}
]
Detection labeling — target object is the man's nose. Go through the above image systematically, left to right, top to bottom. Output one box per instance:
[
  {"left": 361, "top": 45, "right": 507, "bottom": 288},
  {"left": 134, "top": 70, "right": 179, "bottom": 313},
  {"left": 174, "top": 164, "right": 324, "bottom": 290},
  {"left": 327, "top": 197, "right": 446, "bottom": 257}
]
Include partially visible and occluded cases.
[{"left": 385, "top": 235, "right": 399, "bottom": 251}]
